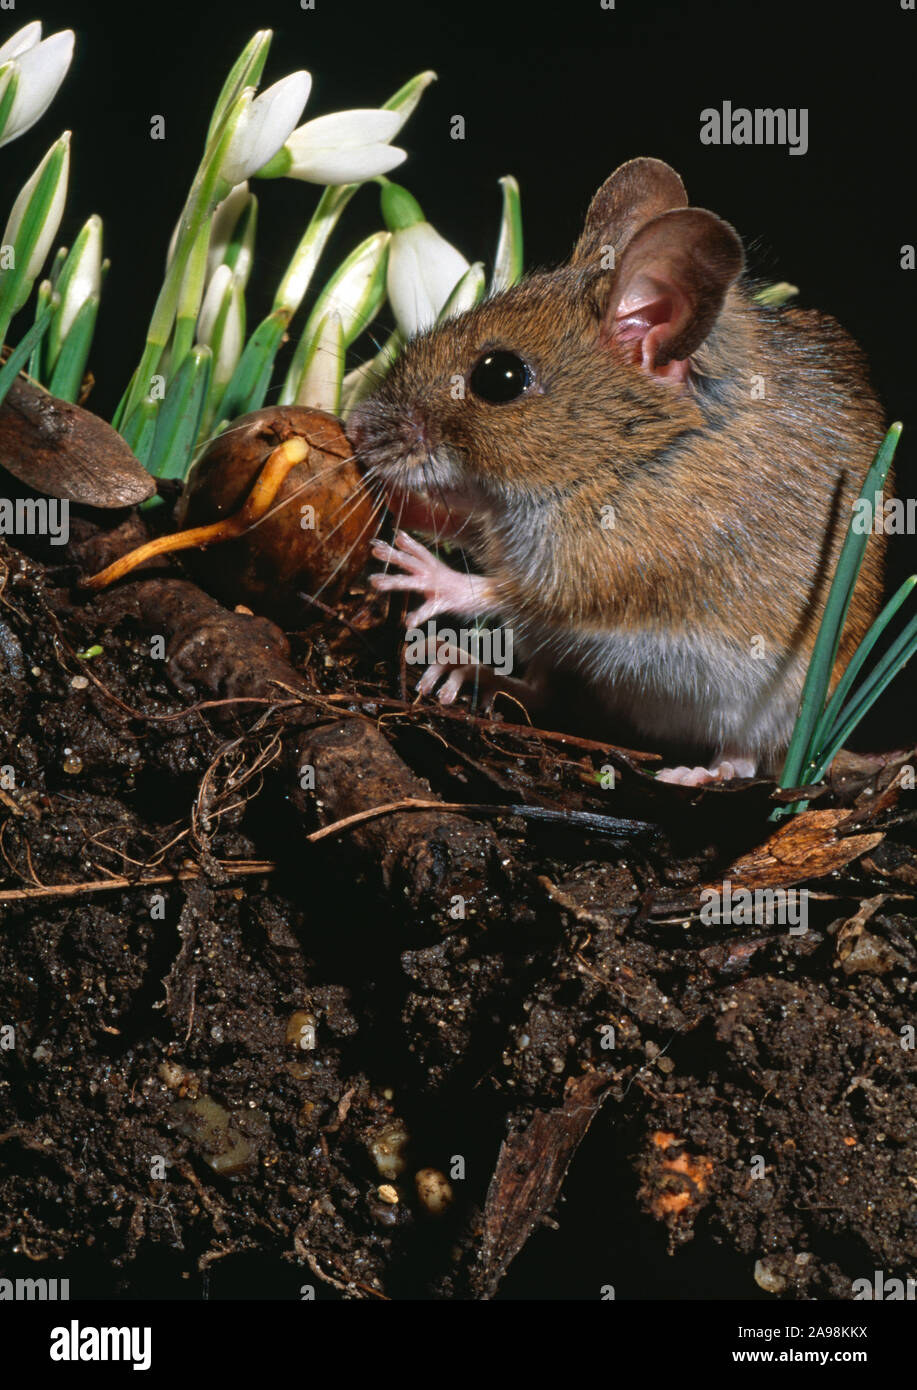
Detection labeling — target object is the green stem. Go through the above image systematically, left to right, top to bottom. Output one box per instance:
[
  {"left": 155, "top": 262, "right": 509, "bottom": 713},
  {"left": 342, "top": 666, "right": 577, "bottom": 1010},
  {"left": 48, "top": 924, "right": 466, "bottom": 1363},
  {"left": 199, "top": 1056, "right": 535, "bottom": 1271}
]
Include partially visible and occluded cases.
[
  {"left": 114, "top": 126, "right": 234, "bottom": 430},
  {"left": 272, "top": 184, "right": 360, "bottom": 316},
  {"left": 169, "top": 217, "right": 212, "bottom": 382}
]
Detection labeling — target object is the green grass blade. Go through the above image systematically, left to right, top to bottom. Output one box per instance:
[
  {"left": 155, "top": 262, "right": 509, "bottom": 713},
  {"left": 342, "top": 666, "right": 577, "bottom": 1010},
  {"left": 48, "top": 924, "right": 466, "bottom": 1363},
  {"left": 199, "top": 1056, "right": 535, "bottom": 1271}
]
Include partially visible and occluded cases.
[
  {"left": 205, "top": 31, "right": 271, "bottom": 149},
  {"left": 492, "top": 175, "right": 523, "bottom": 292},
  {"left": 27, "top": 278, "right": 55, "bottom": 383},
  {"left": 47, "top": 295, "right": 99, "bottom": 402},
  {"left": 0, "top": 300, "right": 55, "bottom": 406},
  {"left": 212, "top": 306, "right": 288, "bottom": 421},
  {"left": 147, "top": 345, "right": 212, "bottom": 480},
  {"left": 119, "top": 397, "right": 160, "bottom": 469},
  {"left": 779, "top": 422, "right": 902, "bottom": 790},
  {"left": 807, "top": 575, "right": 917, "bottom": 764},
  {"left": 820, "top": 605, "right": 917, "bottom": 751},
  {"left": 807, "top": 612, "right": 917, "bottom": 784}
]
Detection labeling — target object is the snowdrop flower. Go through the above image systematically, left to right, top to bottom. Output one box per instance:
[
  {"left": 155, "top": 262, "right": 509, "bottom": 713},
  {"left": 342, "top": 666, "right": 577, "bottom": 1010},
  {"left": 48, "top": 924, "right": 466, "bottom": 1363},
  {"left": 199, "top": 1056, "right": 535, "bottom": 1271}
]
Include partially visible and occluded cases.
[
  {"left": 0, "top": 20, "right": 42, "bottom": 60},
  {"left": 0, "top": 23, "right": 74, "bottom": 149},
  {"left": 218, "top": 72, "right": 310, "bottom": 187},
  {"left": 263, "top": 108, "right": 406, "bottom": 185},
  {"left": 0, "top": 132, "right": 70, "bottom": 320},
  {"left": 166, "top": 181, "right": 255, "bottom": 283},
  {"left": 205, "top": 181, "right": 256, "bottom": 288},
  {"left": 382, "top": 183, "right": 470, "bottom": 337},
  {"left": 46, "top": 212, "right": 102, "bottom": 368},
  {"left": 281, "top": 232, "right": 389, "bottom": 404},
  {"left": 197, "top": 261, "right": 244, "bottom": 389}
]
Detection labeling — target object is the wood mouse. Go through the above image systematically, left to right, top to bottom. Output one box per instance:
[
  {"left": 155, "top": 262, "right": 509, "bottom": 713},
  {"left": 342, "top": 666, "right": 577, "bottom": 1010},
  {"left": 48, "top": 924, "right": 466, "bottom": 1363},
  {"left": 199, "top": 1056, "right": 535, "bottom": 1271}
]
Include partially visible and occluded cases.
[{"left": 348, "top": 157, "right": 889, "bottom": 784}]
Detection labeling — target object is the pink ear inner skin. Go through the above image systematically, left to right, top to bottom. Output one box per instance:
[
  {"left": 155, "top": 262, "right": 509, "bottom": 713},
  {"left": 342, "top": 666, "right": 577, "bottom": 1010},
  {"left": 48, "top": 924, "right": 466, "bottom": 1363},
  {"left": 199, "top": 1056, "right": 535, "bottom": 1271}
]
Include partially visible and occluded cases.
[{"left": 611, "top": 295, "right": 692, "bottom": 380}]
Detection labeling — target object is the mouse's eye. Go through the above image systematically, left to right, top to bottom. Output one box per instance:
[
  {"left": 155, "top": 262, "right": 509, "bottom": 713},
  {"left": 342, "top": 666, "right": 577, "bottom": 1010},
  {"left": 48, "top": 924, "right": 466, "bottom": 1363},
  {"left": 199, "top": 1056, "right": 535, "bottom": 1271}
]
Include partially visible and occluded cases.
[{"left": 468, "top": 350, "right": 533, "bottom": 403}]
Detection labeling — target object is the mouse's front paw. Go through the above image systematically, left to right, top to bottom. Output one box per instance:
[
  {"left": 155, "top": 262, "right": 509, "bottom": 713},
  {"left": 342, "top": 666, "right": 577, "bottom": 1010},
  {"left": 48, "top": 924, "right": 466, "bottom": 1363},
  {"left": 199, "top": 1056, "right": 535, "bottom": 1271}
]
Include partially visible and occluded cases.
[{"left": 370, "top": 531, "right": 494, "bottom": 627}]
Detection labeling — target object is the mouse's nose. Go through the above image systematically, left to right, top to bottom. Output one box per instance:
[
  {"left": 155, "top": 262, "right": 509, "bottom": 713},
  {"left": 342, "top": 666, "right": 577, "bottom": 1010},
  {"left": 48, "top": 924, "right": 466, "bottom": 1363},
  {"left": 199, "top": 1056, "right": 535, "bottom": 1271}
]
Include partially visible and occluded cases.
[{"left": 348, "top": 403, "right": 432, "bottom": 457}]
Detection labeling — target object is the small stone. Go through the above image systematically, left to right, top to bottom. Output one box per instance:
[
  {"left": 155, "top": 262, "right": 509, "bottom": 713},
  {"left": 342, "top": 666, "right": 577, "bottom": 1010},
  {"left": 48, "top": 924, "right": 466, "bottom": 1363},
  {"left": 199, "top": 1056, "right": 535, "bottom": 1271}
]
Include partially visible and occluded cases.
[
  {"left": 285, "top": 1010, "right": 317, "bottom": 1050},
  {"left": 173, "top": 1095, "right": 258, "bottom": 1175},
  {"left": 368, "top": 1121, "right": 410, "bottom": 1179},
  {"left": 415, "top": 1167, "right": 453, "bottom": 1216},
  {"left": 754, "top": 1258, "right": 786, "bottom": 1294}
]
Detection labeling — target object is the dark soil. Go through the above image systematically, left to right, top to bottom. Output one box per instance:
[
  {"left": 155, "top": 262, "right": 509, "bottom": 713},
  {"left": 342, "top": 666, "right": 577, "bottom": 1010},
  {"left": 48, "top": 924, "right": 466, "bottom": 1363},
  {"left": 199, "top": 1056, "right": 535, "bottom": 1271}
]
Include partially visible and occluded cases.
[{"left": 1, "top": 510, "right": 916, "bottom": 1301}]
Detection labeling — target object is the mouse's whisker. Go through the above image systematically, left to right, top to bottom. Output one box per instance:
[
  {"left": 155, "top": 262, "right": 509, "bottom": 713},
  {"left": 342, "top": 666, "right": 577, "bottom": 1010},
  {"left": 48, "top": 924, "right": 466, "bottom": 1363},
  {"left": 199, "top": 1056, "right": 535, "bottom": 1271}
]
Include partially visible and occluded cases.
[
  {"left": 229, "top": 450, "right": 368, "bottom": 537},
  {"left": 421, "top": 457, "right": 491, "bottom": 714},
  {"left": 317, "top": 483, "right": 386, "bottom": 550},
  {"left": 367, "top": 484, "right": 412, "bottom": 581},
  {"left": 300, "top": 505, "right": 384, "bottom": 607}
]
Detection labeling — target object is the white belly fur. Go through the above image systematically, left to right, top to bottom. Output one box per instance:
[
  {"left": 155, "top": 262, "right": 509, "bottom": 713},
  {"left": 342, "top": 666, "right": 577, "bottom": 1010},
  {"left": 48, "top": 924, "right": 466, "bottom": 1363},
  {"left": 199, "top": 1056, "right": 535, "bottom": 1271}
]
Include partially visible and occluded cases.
[{"left": 522, "top": 624, "right": 804, "bottom": 763}]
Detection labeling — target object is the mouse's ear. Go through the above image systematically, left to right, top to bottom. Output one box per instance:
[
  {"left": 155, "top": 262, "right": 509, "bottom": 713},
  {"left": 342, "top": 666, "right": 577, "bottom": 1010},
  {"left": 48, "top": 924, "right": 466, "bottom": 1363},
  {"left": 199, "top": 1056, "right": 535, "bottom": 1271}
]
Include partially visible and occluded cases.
[
  {"left": 569, "top": 157, "right": 688, "bottom": 268},
  {"left": 599, "top": 206, "right": 744, "bottom": 379}
]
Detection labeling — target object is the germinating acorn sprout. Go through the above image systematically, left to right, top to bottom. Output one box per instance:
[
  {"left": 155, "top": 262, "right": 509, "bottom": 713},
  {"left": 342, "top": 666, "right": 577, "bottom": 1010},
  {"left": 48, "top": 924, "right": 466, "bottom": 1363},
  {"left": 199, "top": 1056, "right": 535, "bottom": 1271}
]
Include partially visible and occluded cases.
[{"left": 82, "top": 408, "right": 378, "bottom": 623}]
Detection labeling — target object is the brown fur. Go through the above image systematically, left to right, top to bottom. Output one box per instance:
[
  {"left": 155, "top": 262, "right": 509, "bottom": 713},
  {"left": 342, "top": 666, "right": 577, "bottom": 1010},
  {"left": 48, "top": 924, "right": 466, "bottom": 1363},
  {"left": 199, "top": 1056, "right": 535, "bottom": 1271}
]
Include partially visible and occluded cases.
[{"left": 351, "top": 158, "right": 888, "bottom": 768}]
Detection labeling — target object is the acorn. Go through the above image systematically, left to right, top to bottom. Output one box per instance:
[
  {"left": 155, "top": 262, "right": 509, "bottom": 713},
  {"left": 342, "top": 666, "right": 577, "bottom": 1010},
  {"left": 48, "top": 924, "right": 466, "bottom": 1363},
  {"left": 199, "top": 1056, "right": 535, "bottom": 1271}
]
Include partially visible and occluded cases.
[{"left": 83, "top": 407, "right": 377, "bottom": 622}]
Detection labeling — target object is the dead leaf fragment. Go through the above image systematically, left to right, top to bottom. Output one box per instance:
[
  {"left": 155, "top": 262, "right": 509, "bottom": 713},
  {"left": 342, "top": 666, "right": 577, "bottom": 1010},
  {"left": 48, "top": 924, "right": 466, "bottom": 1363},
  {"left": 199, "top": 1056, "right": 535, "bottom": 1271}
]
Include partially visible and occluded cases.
[
  {"left": 0, "top": 376, "right": 155, "bottom": 506},
  {"left": 713, "top": 809, "right": 883, "bottom": 894},
  {"left": 476, "top": 1069, "right": 613, "bottom": 1297}
]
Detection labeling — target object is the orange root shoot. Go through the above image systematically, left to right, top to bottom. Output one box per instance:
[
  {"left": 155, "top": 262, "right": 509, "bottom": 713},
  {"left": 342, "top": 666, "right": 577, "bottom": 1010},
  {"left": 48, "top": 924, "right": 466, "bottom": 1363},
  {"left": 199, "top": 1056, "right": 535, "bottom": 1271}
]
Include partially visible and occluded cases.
[{"left": 81, "top": 436, "right": 310, "bottom": 591}]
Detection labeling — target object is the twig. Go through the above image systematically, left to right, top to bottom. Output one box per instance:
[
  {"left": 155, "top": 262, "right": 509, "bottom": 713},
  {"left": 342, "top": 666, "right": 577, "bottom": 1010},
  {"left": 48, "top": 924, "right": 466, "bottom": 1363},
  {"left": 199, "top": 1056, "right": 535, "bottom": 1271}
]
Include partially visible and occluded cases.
[
  {"left": 325, "top": 692, "right": 662, "bottom": 763},
  {"left": 307, "top": 797, "right": 658, "bottom": 843},
  {"left": 0, "top": 859, "right": 275, "bottom": 904}
]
